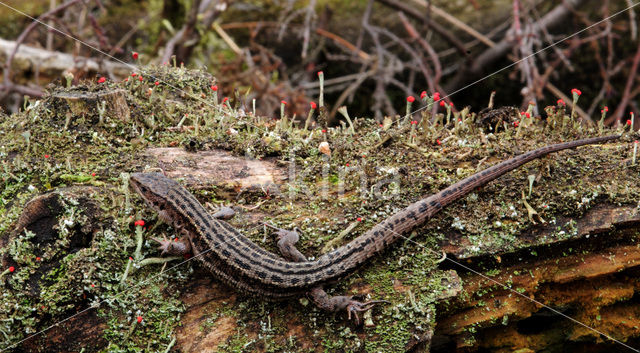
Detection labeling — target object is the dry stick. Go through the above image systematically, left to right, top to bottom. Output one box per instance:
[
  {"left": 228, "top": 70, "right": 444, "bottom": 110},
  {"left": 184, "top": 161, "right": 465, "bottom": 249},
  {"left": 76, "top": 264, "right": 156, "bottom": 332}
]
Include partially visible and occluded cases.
[
  {"left": 1, "top": 0, "right": 84, "bottom": 98},
  {"left": 46, "top": 0, "right": 55, "bottom": 51},
  {"left": 162, "top": 0, "right": 221, "bottom": 64},
  {"left": 300, "top": 0, "right": 316, "bottom": 59},
  {"left": 355, "top": 0, "right": 374, "bottom": 56},
  {"left": 373, "top": 0, "right": 467, "bottom": 57},
  {"left": 412, "top": 0, "right": 495, "bottom": 47},
  {"left": 416, "top": 0, "right": 592, "bottom": 120},
  {"left": 440, "top": 0, "right": 588, "bottom": 91},
  {"left": 628, "top": 0, "right": 638, "bottom": 41},
  {"left": 513, "top": 1, "right": 540, "bottom": 115},
  {"left": 73, "top": 4, "right": 87, "bottom": 56},
  {"left": 531, "top": 5, "right": 575, "bottom": 72},
  {"left": 87, "top": 12, "right": 110, "bottom": 51},
  {"left": 397, "top": 12, "right": 442, "bottom": 85},
  {"left": 108, "top": 17, "right": 148, "bottom": 57},
  {"left": 212, "top": 22, "right": 243, "bottom": 55},
  {"left": 220, "top": 22, "right": 371, "bottom": 61},
  {"left": 375, "top": 23, "right": 436, "bottom": 96},
  {"left": 373, "top": 24, "right": 452, "bottom": 115},
  {"left": 316, "top": 28, "right": 371, "bottom": 61},
  {"left": 609, "top": 37, "right": 640, "bottom": 125},
  {"left": 328, "top": 69, "right": 373, "bottom": 121}
]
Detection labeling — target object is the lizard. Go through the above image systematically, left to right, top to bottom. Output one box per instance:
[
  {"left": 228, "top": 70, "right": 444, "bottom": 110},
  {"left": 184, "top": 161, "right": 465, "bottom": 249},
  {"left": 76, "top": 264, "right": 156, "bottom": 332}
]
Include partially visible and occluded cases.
[{"left": 129, "top": 134, "right": 620, "bottom": 322}]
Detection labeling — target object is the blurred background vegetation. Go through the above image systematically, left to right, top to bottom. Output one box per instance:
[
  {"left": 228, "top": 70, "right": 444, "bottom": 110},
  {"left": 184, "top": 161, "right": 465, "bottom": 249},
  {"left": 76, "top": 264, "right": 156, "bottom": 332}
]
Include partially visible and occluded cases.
[{"left": 0, "top": 0, "right": 637, "bottom": 125}]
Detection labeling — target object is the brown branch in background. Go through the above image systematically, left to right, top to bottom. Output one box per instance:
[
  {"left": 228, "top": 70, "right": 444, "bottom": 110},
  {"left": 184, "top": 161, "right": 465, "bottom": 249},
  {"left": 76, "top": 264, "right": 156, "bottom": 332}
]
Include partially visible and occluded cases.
[
  {"left": 1, "top": 0, "right": 84, "bottom": 98},
  {"left": 162, "top": 0, "right": 224, "bottom": 64},
  {"left": 301, "top": 0, "right": 317, "bottom": 59},
  {"left": 374, "top": 0, "right": 467, "bottom": 57},
  {"left": 445, "top": 0, "right": 588, "bottom": 92},
  {"left": 626, "top": 0, "right": 637, "bottom": 41},
  {"left": 361, "top": 6, "right": 395, "bottom": 119},
  {"left": 397, "top": 11, "right": 442, "bottom": 85},
  {"left": 87, "top": 13, "right": 109, "bottom": 51},
  {"left": 108, "top": 18, "right": 148, "bottom": 57},
  {"left": 220, "top": 22, "right": 371, "bottom": 61},
  {"left": 316, "top": 29, "right": 370, "bottom": 61},
  {"left": 609, "top": 37, "right": 640, "bottom": 125},
  {"left": 328, "top": 69, "right": 374, "bottom": 119},
  {"left": 0, "top": 83, "right": 44, "bottom": 98}
]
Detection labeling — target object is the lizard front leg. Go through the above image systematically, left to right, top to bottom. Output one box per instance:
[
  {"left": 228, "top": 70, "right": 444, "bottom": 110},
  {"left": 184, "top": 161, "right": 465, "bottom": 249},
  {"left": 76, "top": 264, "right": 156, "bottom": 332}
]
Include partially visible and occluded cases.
[
  {"left": 155, "top": 207, "right": 236, "bottom": 256},
  {"left": 265, "top": 224, "right": 388, "bottom": 324}
]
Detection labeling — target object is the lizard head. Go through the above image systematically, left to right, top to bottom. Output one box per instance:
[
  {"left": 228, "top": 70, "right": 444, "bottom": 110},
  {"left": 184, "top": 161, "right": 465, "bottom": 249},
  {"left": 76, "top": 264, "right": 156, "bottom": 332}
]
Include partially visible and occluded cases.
[{"left": 129, "top": 172, "right": 181, "bottom": 223}]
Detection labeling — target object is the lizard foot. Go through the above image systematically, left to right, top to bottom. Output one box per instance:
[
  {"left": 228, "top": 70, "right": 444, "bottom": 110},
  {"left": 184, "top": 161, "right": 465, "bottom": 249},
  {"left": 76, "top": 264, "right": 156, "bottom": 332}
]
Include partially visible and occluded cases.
[
  {"left": 152, "top": 236, "right": 191, "bottom": 256},
  {"left": 309, "top": 287, "right": 389, "bottom": 324},
  {"left": 346, "top": 299, "right": 390, "bottom": 324}
]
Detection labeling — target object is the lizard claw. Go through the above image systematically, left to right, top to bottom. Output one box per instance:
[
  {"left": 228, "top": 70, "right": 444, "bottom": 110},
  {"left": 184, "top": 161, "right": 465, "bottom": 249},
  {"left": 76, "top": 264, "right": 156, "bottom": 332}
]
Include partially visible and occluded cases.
[
  {"left": 151, "top": 236, "right": 171, "bottom": 255},
  {"left": 152, "top": 236, "right": 190, "bottom": 256},
  {"left": 346, "top": 299, "right": 390, "bottom": 325}
]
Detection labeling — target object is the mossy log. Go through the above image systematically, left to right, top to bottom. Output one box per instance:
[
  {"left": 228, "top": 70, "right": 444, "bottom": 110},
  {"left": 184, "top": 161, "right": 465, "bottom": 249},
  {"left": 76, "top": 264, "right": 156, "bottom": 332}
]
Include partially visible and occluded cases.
[{"left": 2, "top": 65, "right": 640, "bottom": 353}]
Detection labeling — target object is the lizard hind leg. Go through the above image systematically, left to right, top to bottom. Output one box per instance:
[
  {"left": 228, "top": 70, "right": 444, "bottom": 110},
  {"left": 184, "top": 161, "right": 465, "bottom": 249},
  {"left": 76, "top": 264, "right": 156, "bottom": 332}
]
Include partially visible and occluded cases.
[
  {"left": 264, "top": 224, "right": 307, "bottom": 262},
  {"left": 265, "top": 224, "right": 389, "bottom": 324},
  {"left": 309, "top": 287, "right": 389, "bottom": 325}
]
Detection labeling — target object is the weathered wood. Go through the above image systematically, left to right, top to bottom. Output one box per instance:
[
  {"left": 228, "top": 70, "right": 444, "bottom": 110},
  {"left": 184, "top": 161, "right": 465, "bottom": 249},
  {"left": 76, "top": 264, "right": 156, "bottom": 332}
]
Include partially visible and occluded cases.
[{"left": 0, "top": 38, "right": 131, "bottom": 82}]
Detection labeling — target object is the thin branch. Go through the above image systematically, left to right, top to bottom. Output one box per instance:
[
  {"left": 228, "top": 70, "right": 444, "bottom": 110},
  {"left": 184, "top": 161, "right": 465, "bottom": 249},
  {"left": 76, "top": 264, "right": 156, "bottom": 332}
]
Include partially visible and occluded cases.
[
  {"left": 2, "top": 0, "right": 84, "bottom": 93},
  {"left": 374, "top": 0, "right": 468, "bottom": 56},
  {"left": 445, "top": 0, "right": 588, "bottom": 92},
  {"left": 397, "top": 11, "right": 442, "bottom": 85},
  {"left": 609, "top": 37, "right": 640, "bottom": 125}
]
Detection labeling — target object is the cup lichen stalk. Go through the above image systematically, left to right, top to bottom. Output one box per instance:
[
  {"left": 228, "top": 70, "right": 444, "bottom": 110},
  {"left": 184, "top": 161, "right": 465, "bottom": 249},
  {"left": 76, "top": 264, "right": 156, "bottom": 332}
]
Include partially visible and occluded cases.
[
  {"left": 318, "top": 71, "right": 324, "bottom": 108},
  {"left": 210, "top": 84, "right": 218, "bottom": 104},
  {"left": 569, "top": 88, "right": 581, "bottom": 126},
  {"left": 405, "top": 95, "right": 415, "bottom": 124},
  {"left": 97, "top": 100, "right": 107, "bottom": 124},
  {"left": 280, "top": 100, "right": 288, "bottom": 131},
  {"left": 305, "top": 101, "right": 317, "bottom": 130},
  {"left": 337, "top": 106, "right": 355, "bottom": 134},
  {"left": 599, "top": 106, "right": 608, "bottom": 133},
  {"left": 20, "top": 131, "right": 30, "bottom": 154},
  {"left": 133, "top": 219, "right": 145, "bottom": 261},
  {"left": 120, "top": 256, "right": 133, "bottom": 285}
]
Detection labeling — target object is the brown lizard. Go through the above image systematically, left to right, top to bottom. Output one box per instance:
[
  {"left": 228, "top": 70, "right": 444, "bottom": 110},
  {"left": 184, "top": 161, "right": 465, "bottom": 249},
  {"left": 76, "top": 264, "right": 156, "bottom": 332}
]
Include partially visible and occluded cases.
[{"left": 130, "top": 134, "right": 619, "bottom": 322}]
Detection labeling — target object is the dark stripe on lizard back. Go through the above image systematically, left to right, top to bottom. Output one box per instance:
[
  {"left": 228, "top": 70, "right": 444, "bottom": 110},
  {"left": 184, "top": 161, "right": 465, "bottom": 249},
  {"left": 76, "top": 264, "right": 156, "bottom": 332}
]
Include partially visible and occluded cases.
[{"left": 131, "top": 135, "right": 620, "bottom": 293}]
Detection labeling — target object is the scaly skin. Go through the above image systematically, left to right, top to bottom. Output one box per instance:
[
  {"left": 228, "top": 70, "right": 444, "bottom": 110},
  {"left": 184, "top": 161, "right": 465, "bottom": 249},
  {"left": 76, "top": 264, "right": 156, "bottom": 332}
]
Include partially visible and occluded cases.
[{"left": 130, "top": 135, "right": 620, "bottom": 317}]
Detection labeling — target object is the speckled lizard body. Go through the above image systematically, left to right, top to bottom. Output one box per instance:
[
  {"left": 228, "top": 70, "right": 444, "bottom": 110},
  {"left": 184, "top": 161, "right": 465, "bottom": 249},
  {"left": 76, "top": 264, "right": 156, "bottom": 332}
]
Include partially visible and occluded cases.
[{"left": 130, "top": 135, "right": 619, "bottom": 319}]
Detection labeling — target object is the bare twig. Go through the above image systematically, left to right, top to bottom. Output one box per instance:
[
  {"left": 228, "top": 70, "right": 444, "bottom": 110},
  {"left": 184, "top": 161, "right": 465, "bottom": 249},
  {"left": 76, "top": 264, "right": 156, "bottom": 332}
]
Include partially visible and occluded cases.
[
  {"left": 2, "top": 0, "right": 84, "bottom": 97},
  {"left": 301, "top": 0, "right": 317, "bottom": 59},
  {"left": 374, "top": 0, "right": 468, "bottom": 56},
  {"left": 410, "top": 0, "right": 495, "bottom": 47},
  {"left": 444, "top": 0, "right": 588, "bottom": 91},
  {"left": 627, "top": 0, "right": 638, "bottom": 41},
  {"left": 397, "top": 11, "right": 442, "bottom": 85},
  {"left": 221, "top": 22, "right": 371, "bottom": 61},
  {"left": 609, "top": 37, "right": 640, "bottom": 125}
]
